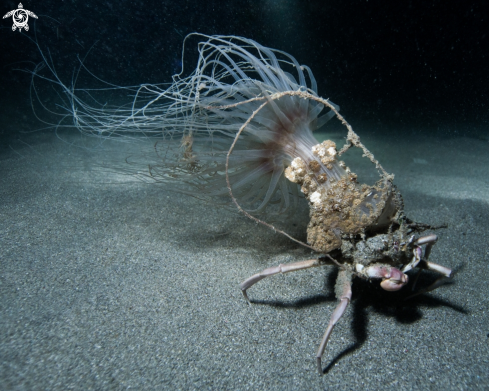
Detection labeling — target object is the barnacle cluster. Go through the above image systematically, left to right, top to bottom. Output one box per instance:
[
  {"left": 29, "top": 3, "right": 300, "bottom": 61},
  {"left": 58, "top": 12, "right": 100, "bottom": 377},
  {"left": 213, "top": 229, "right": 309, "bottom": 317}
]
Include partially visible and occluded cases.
[{"left": 285, "top": 139, "right": 396, "bottom": 253}]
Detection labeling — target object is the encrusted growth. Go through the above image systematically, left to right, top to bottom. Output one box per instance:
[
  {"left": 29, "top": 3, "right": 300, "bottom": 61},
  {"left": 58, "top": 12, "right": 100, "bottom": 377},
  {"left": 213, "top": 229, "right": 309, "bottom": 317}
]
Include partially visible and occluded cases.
[{"left": 285, "top": 140, "right": 395, "bottom": 253}]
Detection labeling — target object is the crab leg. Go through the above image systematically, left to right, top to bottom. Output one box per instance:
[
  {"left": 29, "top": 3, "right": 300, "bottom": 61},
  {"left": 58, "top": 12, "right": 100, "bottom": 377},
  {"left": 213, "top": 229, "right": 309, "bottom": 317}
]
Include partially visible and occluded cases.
[
  {"left": 403, "top": 234, "right": 438, "bottom": 274},
  {"left": 409, "top": 234, "right": 451, "bottom": 292},
  {"left": 415, "top": 234, "right": 438, "bottom": 246},
  {"left": 416, "top": 234, "right": 438, "bottom": 260},
  {"left": 402, "top": 246, "right": 423, "bottom": 274},
  {"left": 240, "top": 257, "right": 333, "bottom": 301},
  {"left": 418, "top": 259, "right": 452, "bottom": 277},
  {"left": 406, "top": 260, "right": 452, "bottom": 299},
  {"left": 316, "top": 269, "right": 352, "bottom": 375}
]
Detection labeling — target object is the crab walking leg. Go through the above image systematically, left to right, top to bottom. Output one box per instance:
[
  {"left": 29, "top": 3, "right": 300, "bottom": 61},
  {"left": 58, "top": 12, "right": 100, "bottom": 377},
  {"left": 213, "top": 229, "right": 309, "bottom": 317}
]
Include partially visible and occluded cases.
[
  {"left": 416, "top": 234, "right": 438, "bottom": 261},
  {"left": 404, "top": 235, "right": 438, "bottom": 275},
  {"left": 410, "top": 235, "right": 439, "bottom": 291},
  {"left": 402, "top": 246, "right": 423, "bottom": 274},
  {"left": 411, "top": 253, "right": 451, "bottom": 292},
  {"left": 240, "top": 257, "right": 332, "bottom": 301},
  {"left": 418, "top": 259, "right": 452, "bottom": 277},
  {"left": 405, "top": 260, "right": 453, "bottom": 300},
  {"left": 411, "top": 268, "right": 424, "bottom": 292},
  {"left": 316, "top": 269, "right": 352, "bottom": 375}
]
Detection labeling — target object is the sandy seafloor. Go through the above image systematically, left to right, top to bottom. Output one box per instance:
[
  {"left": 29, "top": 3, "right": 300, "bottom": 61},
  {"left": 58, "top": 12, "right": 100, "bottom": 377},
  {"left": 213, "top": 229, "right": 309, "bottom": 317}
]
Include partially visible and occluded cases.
[{"left": 1, "top": 128, "right": 488, "bottom": 390}]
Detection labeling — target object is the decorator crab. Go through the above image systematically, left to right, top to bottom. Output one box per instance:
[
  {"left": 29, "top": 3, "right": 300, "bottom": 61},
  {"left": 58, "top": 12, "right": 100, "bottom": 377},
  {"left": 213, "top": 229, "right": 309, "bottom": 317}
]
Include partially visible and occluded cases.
[{"left": 232, "top": 92, "right": 453, "bottom": 375}]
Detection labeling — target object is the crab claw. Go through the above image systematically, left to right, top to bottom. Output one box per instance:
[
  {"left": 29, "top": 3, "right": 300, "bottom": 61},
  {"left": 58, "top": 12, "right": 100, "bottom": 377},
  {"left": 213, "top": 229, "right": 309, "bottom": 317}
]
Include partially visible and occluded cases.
[
  {"left": 358, "top": 265, "right": 409, "bottom": 291},
  {"left": 380, "top": 268, "right": 409, "bottom": 291}
]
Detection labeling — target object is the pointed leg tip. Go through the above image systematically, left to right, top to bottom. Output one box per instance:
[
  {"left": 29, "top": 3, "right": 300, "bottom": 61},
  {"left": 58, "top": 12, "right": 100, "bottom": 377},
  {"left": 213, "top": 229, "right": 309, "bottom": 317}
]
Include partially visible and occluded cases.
[
  {"left": 242, "top": 289, "right": 250, "bottom": 303},
  {"left": 316, "top": 358, "right": 323, "bottom": 376}
]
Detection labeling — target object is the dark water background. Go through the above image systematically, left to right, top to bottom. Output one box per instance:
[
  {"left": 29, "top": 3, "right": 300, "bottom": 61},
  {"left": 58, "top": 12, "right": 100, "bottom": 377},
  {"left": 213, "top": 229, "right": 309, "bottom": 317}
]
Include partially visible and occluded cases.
[{"left": 1, "top": 0, "right": 487, "bottom": 140}]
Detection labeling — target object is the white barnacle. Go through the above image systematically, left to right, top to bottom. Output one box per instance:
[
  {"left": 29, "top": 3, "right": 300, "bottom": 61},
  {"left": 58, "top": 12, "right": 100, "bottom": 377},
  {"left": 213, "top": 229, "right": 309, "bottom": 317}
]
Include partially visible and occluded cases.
[
  {"left": 312, "top": 145, "right": 326, "bottom": 158},
  {"left": 285, "top": 157, "right": 307, "bottom": 183},
  {"left": 291, "top": 157, "right": 304, "bottom": 172},
  {"left": 292, "top": 157, "right": 307, "bottom": 175},
  {"left": 284, "top": 167, "right": 298, "bottom": 183},
  {"left": 309, "top": 191, "right": 322, "bottom": 208}
]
